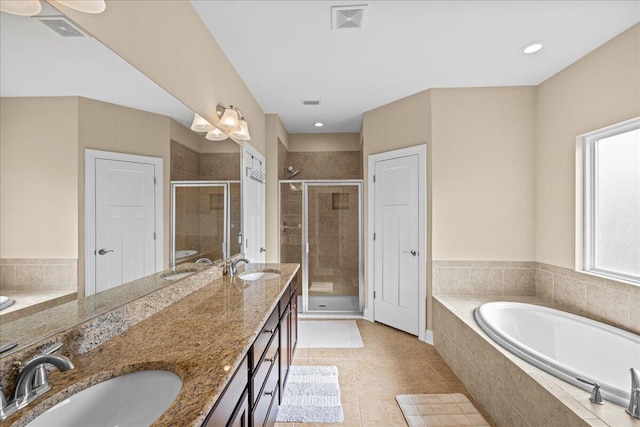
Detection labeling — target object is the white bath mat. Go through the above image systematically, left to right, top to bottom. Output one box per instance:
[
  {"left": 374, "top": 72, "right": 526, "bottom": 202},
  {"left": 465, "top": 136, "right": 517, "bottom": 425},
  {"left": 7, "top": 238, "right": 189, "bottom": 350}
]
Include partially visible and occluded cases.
[
  {"left": 310, "top": 281, "right": 334, "bottom": 292},
  {"left": 297, "top": 320, "right": 364, "bottom": 348},
  {"left": 276, "top": 365, "right": 344, "bottom": 423},
  {"left": 396, "top": 393, "right": 489, "bottom": 427}
]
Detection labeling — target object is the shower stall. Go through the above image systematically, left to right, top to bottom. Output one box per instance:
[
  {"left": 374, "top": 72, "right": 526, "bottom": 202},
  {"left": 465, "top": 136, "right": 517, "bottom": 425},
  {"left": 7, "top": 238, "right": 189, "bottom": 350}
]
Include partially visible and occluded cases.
[
  {"left": 280, "top": 180, "right": 363, "bottom": 314},
  {"left": 170, "top": 181, "right": 242, "bottom": 266}
]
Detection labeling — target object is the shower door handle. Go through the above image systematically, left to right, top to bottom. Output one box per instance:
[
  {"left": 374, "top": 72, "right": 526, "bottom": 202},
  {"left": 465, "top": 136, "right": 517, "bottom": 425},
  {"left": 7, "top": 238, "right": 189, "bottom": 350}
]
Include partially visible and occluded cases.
[
  {"left": 305, "top": 242, "right": 309, "bottom": 254},
  {"left": 403, "top": 250, "right": 417, "bottom": 257}
]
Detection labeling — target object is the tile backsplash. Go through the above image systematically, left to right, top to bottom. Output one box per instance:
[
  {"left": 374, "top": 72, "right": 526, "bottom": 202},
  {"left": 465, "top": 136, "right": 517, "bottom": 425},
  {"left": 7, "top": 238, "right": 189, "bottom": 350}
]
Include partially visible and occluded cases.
[
  {"left": 0, "top": 258, "right": 77, "bottom": 291},
  {"left": 432, "top": 260, "right": 639, "bottom": 334},
  {"left": 433, "top": 260, "right": 536, "bottom": 297},
  {"left": 535, "top": 262, "right": 639, "bottom": 334}
]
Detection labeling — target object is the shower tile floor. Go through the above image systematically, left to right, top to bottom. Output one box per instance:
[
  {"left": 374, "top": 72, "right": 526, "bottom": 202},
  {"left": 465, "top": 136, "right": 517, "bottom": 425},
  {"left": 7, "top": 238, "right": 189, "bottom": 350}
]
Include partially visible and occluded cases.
[
  {"left": 307, "top": 296, "right": 360, "bottom": 312},
  {"left": 275, "top": 319, "right": 495, "bottom": 427}
]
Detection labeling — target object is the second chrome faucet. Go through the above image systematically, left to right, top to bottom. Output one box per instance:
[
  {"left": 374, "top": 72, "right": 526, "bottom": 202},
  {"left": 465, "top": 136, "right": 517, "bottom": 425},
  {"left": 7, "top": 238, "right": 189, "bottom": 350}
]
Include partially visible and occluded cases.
[{"left": 0, "top": 343, "right": 74, "bottom": 420}]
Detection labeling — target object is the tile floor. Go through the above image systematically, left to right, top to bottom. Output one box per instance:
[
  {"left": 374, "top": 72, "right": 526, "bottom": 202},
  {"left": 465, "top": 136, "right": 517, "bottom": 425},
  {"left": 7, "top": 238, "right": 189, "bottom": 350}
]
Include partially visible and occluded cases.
[{"left": 276, "top": 320, "right": 495, "bottom": 427}]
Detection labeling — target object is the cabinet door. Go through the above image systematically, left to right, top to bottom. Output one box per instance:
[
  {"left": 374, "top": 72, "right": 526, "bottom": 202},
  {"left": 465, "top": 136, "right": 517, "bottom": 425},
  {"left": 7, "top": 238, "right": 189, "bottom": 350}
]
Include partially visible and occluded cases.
[
  {"left": 290, "top": 292, "right": 298, "bottom": 355},
  {"left": 279, "top": 303, "right": 290, "bottom": 401},
  {"left": 203, "top": 356, "right": 248, "bottom": 427},
  {"left": 229, "top": 390, "right": 249, "bottom": 427}
]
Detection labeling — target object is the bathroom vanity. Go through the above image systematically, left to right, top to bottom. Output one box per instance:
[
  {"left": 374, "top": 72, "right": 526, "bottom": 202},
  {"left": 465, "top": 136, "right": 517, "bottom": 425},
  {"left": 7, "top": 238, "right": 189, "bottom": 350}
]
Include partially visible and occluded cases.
[
  {"left": 1, "top": 263, "right": 299, "bottom": 427},
  {"left": 203, "top": 269, "right": 298, "bottom": 427}
]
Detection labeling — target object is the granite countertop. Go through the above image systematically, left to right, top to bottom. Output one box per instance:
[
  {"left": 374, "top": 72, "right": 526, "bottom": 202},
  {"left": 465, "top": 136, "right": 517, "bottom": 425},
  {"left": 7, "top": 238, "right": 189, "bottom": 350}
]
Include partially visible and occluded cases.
[{"left": 7, "top": 263, "right": 300, "bottom": 427}]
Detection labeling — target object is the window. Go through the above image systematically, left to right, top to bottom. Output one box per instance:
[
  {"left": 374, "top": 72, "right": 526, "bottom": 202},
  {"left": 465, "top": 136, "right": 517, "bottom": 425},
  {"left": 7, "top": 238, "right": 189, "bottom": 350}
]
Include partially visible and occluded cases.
[{"left": 584, "top": 118, "right": 640, "bottom": 285}]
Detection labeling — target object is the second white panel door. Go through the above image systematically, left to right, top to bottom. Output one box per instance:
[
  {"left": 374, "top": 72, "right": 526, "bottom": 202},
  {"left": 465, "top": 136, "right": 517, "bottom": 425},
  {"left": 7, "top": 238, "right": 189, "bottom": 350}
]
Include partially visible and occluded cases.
[
  {"left": 373, "top": 154, "right": 420, "bottom": 335},
  {"left": 95, "top": 158, "right": 157, "bottom": 294}
]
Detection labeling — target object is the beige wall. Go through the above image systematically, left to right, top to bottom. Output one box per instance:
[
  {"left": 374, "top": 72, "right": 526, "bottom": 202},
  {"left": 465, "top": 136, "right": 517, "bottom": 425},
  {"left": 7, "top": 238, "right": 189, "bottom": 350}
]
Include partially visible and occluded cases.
[
  {"left": 58, "top": 0, "right": 267, "bottom": 156},
  {"left": 536, "top": 23, "right": 640, "bottom": 269},
  {"left": 362, "top": 87, "right": 537, "bottom": 326},
  {"left": 431, "top": 87, "right": 536, "bottom": 261},
  {"left": 362, "top": 90, "right": 432, "bottom": 322},
  {"left": 1, "top": 97, "right": 78, "bottom": 258},
  {"left": 77, "top": 97, "right": 171, "bottom": 295},
  {"left": 265, "top": 114, "right": 290, "bottom": 262},
  {"left": 169, "top": 118, "right": 201, "bottom": 153},
  {"left": 288, "top": 133, "right": 360, "bottom": 152}
]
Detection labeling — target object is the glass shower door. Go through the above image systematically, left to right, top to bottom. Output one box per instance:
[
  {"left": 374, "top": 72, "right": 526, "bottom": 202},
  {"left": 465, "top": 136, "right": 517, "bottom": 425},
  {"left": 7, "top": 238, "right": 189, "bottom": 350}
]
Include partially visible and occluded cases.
[{"left": 304, "top": 182, "right": 362, "bottom": 313}]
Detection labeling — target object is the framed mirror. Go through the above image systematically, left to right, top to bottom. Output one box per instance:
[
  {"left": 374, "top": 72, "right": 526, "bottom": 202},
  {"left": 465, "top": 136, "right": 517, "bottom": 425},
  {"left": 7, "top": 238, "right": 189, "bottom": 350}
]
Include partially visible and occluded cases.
[{"left": 0, "top": 4, "right": 241, "bottom": 354}]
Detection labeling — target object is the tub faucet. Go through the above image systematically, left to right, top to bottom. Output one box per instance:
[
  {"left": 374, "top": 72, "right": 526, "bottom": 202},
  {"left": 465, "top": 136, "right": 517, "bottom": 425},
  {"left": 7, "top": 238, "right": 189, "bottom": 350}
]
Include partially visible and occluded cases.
[
  {"left": 229, "top": 258, "right": 249, "bottom": 275},
  {"left": 0, "top": 343, "right": 74, "bottom": 420},
  {"left": 627, "top": 368, "right": 640, "bottom": 419},
  {"left": 577, "top": 377, "right": 604, "bottom": 405}
]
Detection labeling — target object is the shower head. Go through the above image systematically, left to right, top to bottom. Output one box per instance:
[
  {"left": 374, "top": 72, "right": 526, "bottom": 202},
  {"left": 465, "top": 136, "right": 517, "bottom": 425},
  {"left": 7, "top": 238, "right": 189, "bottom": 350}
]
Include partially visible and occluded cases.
[{"left": 286, "top": 166, "right": 300, "bottom": 178}]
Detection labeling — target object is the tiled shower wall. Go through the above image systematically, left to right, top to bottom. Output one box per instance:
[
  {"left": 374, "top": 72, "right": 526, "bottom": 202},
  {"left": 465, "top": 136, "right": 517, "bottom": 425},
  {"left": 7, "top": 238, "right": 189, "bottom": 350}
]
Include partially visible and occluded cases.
[
  {"left": 170, "top": 141, "right": 240, "bottom": 181},
  {"left": 286, "top": 151, "right": 362, "bottom": 180},
  {"left": 0, "top": 259, "right": 77, "bottom": 291},
  {"left": 432, "top": 260, "right": 640, "bottom": 334}
]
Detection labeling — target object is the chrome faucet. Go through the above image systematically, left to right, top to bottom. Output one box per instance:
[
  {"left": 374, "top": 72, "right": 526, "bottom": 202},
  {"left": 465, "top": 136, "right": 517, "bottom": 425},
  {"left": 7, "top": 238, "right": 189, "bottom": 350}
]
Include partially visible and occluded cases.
[
  {"left": 195, "top": 257, "right": 213, "bottom": 265},
  {"left": 228, "top": 258, "right": 249, "bottom": 275},
  {"left": 0, "top": 343, "right": 74, "bottom": 420},
  {"left": 627, "top": 368, "right": 640, "bottom": 419},
  {"left": 576, "top": 377, "right": 604, "bottom": 405}
]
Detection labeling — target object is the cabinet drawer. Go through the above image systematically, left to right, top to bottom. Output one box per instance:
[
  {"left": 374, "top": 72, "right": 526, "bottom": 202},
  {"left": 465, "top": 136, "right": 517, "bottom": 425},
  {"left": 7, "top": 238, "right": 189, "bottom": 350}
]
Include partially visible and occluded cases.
[
  {"left": 279, "top": 284, "right": 290, "bottom": 318},
  {"left": 252, "top": 309, "right": 279, "bottom": 370},
  {"left": 251, "top": 333, "right": 279, "bottom": 404},
  {"left": 252, "top": 354, "right": 279, "bottom": 427},
  {"left": 203, "top": 355, "right": 248, "bottom": 427},
  {"left": 263, "top": 386, "right": 280, "bottom": 427}
]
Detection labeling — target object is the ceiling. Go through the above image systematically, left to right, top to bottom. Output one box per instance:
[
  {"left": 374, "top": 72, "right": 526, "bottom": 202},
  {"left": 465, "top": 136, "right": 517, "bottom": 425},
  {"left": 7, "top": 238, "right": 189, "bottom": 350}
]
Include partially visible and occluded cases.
[
  {"left": 191, "top": 0, "right": 640, "bottom": 134},
  {"left": 0, "top": 4, "right": 194, "bottom": 128}
]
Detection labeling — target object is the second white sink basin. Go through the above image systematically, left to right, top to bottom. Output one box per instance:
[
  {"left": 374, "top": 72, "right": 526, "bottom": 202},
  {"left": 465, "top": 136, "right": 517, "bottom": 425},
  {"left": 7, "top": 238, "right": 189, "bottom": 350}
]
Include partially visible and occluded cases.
[
  {"left": 238, "top": 271, "right": 280, "bottom": 281},
  {"left": 26, "top": 370, "right": 182, "bottom": 427}
]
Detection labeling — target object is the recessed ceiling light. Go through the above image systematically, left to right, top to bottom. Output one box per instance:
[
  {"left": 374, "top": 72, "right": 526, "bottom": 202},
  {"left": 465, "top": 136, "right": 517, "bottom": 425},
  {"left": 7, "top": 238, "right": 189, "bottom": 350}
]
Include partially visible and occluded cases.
[
  {"left": 523, "top": 43, "right": 543, "bottom": 54},
  {"left": 314, "top": 122, "right": 324, "bottom": 127}
]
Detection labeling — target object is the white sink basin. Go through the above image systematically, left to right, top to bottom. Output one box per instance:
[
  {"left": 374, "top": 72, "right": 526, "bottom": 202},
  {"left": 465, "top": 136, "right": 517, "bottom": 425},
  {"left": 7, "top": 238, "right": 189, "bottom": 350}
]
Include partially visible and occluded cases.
[
  {"left": 175, "top": 249, "right": 198, "bottom": 259},
  {"left": 238, "top": 271, "right": 280, "bottom": 281},
  {"left": 26, "top": 370, "right": 182, "bottom": 427}
]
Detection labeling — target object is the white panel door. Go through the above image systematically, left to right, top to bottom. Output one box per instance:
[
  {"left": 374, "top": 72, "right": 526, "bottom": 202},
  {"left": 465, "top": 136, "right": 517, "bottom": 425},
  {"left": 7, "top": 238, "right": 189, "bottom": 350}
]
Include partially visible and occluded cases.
[
  {"left": 242, "top": 143, "right": 266, "bottom": 262},
  {"left": 373, "top": 154, "right": 420, "bottom": 335},
  {"left": 95, "top": 159, "right": 156, "bottom": 293}
]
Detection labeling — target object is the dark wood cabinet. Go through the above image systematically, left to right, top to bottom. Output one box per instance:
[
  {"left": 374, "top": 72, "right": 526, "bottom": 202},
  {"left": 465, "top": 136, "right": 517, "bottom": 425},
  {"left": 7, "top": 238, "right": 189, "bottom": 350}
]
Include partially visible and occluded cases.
[
  {"left": 202, "top": 272, "right": 298, "bottom": 427},
  {"left": 279, "top": 301, "right": 291, "bottom": 400},
  {"left": 203, "top": 356, "right": 249, "bottom": 427},
  {"left": 228, "top": 390, "right": 249, "bottom": 427}
]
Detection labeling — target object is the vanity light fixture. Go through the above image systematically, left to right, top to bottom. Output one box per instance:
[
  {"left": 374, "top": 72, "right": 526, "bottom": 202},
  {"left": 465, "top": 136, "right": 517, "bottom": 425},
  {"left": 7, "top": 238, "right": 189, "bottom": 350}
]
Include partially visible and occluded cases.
[
  {"left": 0, "top": 0, "right": 106, "bottom": 16},
  {"left": 57, "top": 0, "right": 106, "bottom": 14},
  {"left": 523, "top": 42, "right": 543, "bottom": 54},
  {"left": 190, "top": 104, "right": 251, "bottom": 142},
  {"left": 190, "top": 113, "right": 215, "bottom": 133},
  {"left": 314, "top": 122, "right": 324, "bottom": 127},
  {"left": 205, "top": 127, "right": 228, "bottom": 141}
]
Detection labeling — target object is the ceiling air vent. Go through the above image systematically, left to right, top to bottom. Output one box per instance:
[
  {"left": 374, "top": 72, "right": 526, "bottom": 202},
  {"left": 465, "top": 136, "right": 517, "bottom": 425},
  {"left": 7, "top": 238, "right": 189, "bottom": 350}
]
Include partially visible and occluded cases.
[
  {"left": 331, "top": 5, "right": 367, "bottom": 30},
  {"left": 37, "top": 17, "right": 86, "bottom": 37},
  {"left": 301, "top": 100, "right": 321, "bottom": 106}
]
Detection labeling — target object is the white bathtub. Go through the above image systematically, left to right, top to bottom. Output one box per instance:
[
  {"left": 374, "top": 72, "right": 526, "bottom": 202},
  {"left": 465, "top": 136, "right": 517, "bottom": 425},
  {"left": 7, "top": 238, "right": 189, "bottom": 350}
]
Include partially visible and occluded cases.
[{"left": 474, "top": 301, "right": 640, "bottom": 407}]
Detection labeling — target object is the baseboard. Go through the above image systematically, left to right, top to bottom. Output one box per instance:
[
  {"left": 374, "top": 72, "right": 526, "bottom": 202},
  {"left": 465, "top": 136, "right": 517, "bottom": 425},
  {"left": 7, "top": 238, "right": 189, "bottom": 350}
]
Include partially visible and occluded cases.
[{"left": 422, "top": 329, "right": 434, "bottom": 345}]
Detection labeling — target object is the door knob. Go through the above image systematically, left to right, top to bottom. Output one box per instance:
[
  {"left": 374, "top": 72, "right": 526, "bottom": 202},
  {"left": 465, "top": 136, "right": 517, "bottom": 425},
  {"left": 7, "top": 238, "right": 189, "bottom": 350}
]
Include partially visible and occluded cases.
[
  {"left": 259, "top": 247, "right": 266, "bottom": 253},
  {"left": 98, "top": 249, "right": 114, "bottom": 255},
  {"left": 403, "top": 250, "right": 417, "bottom": 257}
]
